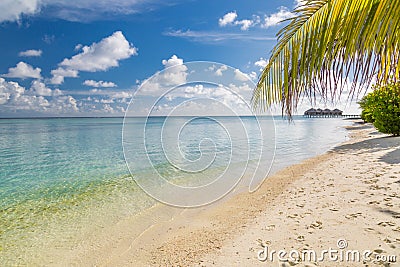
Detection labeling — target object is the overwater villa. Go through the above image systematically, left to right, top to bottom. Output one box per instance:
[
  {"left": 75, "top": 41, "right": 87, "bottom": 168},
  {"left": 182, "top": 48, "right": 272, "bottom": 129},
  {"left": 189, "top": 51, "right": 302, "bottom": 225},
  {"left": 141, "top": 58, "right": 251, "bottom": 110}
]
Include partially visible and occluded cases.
[{"left": 304, "top": 108, "right": 343, "bottom": 117}]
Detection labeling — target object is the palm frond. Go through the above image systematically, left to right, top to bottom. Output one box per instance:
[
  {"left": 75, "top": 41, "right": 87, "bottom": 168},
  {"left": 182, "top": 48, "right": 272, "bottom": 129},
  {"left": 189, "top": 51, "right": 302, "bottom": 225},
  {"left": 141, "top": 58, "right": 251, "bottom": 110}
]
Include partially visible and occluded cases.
[{"left": 253, "top": 0, "right": 400, "bottom": 117}]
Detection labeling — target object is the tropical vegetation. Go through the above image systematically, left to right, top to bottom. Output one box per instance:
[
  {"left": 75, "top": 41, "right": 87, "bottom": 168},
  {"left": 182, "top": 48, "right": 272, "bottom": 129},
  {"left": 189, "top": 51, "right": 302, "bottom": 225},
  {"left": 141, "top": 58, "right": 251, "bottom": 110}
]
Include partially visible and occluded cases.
[
  {"left": 253, "top": 0, "right": 400, "bottom": 117},
  {"left": 359, "top": 82, "right": 400, "bottom": 136}
]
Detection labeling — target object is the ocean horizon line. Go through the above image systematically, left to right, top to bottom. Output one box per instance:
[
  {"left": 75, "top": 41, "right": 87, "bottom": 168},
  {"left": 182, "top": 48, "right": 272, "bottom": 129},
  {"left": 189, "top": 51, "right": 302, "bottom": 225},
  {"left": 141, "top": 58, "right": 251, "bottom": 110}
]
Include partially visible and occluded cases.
[{"left": 0, "top": 115, "right": 298, "bottom": 120}]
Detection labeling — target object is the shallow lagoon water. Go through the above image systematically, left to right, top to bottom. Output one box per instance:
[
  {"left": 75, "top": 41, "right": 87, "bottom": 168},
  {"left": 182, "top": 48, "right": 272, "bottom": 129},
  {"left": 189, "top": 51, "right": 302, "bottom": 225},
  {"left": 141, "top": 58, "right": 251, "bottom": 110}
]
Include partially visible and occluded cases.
[{"left": 0, "top": 116, "right": 350, "bottom": 264}]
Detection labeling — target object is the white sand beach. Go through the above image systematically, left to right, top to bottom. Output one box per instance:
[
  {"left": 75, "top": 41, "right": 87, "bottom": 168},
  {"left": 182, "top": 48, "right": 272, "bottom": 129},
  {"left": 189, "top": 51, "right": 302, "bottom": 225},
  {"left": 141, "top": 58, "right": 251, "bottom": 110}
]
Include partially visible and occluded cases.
[{"left": 65, "top": 122, "right": 400, "bottom": 266}]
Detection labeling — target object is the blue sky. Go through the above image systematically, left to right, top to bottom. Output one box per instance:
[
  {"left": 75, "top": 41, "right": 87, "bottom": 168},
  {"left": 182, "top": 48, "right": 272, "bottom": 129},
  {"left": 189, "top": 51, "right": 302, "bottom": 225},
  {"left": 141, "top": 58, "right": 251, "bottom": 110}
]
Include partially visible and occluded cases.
[{"left": 0, "top": 0, "right": 360, "bottom": 117}]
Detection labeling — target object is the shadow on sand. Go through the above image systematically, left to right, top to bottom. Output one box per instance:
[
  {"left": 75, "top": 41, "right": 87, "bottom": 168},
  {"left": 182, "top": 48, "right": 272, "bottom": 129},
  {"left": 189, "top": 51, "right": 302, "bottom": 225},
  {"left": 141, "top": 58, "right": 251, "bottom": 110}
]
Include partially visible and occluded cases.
[{"left": 332, "top": 125, "right": 400, "bottom": 164}]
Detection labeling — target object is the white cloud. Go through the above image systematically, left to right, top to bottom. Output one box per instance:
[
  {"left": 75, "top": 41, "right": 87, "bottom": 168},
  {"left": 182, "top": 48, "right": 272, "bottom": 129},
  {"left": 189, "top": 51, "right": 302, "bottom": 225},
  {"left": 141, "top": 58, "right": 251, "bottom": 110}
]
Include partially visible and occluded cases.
[
  {"left": 0, "top": 0, "right": 40, "bottom": 22},
  {"left": 294, "top": 0, "right": 307, "bottom": 7},
  {"left": 263, "top": 6, "right": 293, "bottom": 28},
  {"left": 217, "top": 7, "right": 294, "bottom": 31},
  {"left": 218, "top": 11, "right": 237, "bottom": 27},
  {"left": 218, "top": 12, "right": 255, "bottom": 31},
  {"left": 235, "top": 19, "right": 253, "bottom": 31},
  {"left": 51, "top": 31, "right": 137, "bottom": 84},
  {"left": 59, "top": 31, "right": 137, "bottom": 71},
  {"left": 74, "top": 44, "right": 83, "bottom": 51},
  {"left": 19, "top": 49, "right": 42, "bottom": 57},
  {"left": 162, "top": 54, "right": 184, "bottom": 68},
  {"left": 139, "top": 55, "right": 188, "bottom": 95},
  {"left": 255, "top": 57, "right": 269, "bottom": 71},
  {"left": 2, "top": 62, "right": 42, "bottom": 79},
  {"left": 215, "top": 65, "right": 228, "bottom": 76},
  {"left": 50, "top": 68, "right": 79, "bottom": 84},
  {"left": 234, "top": 69, "right": 249, "bottom": 81},
  {"left": 249, "top": 71, "right": 257, "bottom": 80},
  {"left": 0, "top": 78, "right": 134, "bottom": 116},
  {"left": 0, "top": 78, "right": 50, "bottom": 112},
  {"left": 0, "top": 78, "right": 24, "bottom": 105},
  {"left": 30, "top": 80, "right": 52, "bottom": 96},
  {"left": 83, "top": 80, "right": 117, "bottom": 88},
  {"left": 228, "top": 83, "right": 252, "bottom": 92},
  {"left": 53, "top": 88, "right": 63, "bottom": 96},
  {"left": 112, "top": 91, "right": 132, "bottom": 98},
  {"left": 49, "top": 95, "right": 79, "bottom": 113},
  {"left": 100, "top": 98, "right": 114, "bottom": 104}
]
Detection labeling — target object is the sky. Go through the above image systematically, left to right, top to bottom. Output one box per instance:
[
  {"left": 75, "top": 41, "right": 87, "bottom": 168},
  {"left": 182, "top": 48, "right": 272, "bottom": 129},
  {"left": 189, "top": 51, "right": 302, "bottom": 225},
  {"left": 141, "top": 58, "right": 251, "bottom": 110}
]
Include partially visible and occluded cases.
[{"left": 0, "top": 0, "right": 361, "bottom": 117}]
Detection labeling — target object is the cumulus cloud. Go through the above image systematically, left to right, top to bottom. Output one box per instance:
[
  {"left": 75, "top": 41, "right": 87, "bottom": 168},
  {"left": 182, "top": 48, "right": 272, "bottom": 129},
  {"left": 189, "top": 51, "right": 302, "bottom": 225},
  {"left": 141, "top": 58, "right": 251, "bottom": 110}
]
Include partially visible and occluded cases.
[
  {"left": 0, "top": 0, "right": 40, "bottom": 22},
  {"left": 263, "top": 6, "right": 293, "bottom": 28},
  {"left": 218, "top": 7, "right": 293, "bottom": 31},
  {"left": 218, "top": 11, "right": 237, "bottom": 27},
  {"left": 218, "top": 11, "right": 256, "bottom": 31},
  {"left": 235, "top": 19, "right": 253, "bottom": 31},
  {"left": 50, "top": 31, "right": 137, "bottom": 84},
  {"left": 19, "top": 49, "right": 42, "bottom": 57},
  {"left": 162, "top": 54, "right": 184, "bottom": 68},
  {"left": 139, "top": 55, "right": 188, "bottom": 95},
  {"left": 255, "top": 57, "right": 269, "bottom": 71},
  {"left": 2, "top": 62, "right": 42, "bottom": 79},
  {"left": 215, "top": 65, "right": 228, "bottom": 76},
  {"left": 50, "top": 68, "right": 78, "bottom": 84},
  {"left": 234, "top": 69, "right": 249, "bottom": 81},
  {"left": 248, "top": 71, "right": 257, "bottom": 80},
  {"left": 0, "top": 78, "right": 51, "bottom": 112},
  {"left": 0, "top": 78, "right": 133, "bottom": 116},
  {"left": 30, "top": 80, "right": 52, "bottom": 96},
  {"left": 83, "top": 80, "right": 117, "bottom": 88},
  {"left": 228, "top": 83, "right": 252, "bottom": 92},
  {"left": 49, "top": 95, "right": 79, "bottom": 113}
]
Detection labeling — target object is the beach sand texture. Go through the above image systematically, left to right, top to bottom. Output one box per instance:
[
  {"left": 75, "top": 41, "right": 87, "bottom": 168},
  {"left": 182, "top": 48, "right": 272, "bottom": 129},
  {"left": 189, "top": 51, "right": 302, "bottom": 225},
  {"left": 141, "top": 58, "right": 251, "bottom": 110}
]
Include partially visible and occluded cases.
[{"left": 73, "top": 123, "right": 399, "bottom": 266}]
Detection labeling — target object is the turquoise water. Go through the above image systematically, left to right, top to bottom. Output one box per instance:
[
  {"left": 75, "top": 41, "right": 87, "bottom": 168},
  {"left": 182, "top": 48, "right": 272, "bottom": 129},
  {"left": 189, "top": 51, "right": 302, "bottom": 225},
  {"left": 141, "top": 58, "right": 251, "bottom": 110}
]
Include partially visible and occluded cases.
[{"left": 0, "top": 116, "right": 350, "bottom": 264}]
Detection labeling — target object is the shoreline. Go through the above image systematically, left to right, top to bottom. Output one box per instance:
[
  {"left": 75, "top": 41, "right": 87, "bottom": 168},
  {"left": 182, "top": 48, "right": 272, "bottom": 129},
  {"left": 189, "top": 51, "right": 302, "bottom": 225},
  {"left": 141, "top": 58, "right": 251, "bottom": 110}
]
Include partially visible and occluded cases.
[
  {"left": 1, "top": 117, "right": 351, "bottom": 265},
  {"left": 97, "top": 122, "right": 400, "bottom": 266}
]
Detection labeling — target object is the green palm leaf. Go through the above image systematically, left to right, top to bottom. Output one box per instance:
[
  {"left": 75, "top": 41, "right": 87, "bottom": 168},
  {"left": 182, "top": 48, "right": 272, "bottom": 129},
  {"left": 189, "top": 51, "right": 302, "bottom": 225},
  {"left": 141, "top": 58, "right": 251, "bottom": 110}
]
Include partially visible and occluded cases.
[{"left": 253, "top": 0, "right": 400, "bottom": 117}]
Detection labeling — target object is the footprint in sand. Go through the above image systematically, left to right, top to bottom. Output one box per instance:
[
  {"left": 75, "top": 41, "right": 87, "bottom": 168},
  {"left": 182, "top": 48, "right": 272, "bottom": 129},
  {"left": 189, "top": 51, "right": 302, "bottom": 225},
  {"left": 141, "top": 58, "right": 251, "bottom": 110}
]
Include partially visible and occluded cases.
[
  {"left": 364, "top": 179, "right": 379, "bottom": 184},
  {"left": 345, "top": 213, "right": 363, "bottom": 219},
  {"left": 308, "top": 221, "right": 323, "bottom": 229},
  {"left": 377, "top": 221, "right": 396, "bottom": 227},
  {"left": 264, "top": 224, "right": 275, "bottom": 231},
  {"left": 393, "top": 226, "right": 400, "bottom": 232},
  {"left": 383, "top": 238, "right": 397, "bottom": 249}
]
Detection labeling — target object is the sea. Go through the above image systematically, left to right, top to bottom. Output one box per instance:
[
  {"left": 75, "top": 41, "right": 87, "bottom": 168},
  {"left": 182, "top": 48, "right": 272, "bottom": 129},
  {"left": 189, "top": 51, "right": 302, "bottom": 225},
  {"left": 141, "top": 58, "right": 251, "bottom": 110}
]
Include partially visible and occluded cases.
[{"left": 0, "top": 116, "right": 350, "bottom": 264}]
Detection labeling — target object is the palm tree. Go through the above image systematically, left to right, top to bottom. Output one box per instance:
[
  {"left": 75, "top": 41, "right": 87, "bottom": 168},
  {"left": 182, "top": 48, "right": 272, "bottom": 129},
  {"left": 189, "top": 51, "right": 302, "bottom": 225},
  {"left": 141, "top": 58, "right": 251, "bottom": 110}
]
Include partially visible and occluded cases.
[{"left": 253, "top": 0, "right": 400, "bottom": 117}]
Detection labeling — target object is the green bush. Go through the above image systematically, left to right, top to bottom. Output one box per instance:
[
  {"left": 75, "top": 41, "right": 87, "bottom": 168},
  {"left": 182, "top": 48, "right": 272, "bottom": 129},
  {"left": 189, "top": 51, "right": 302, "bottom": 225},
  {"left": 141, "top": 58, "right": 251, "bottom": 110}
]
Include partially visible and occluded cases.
[{"left": 359, "top": 82, "right": 400, "bottom": 136}]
